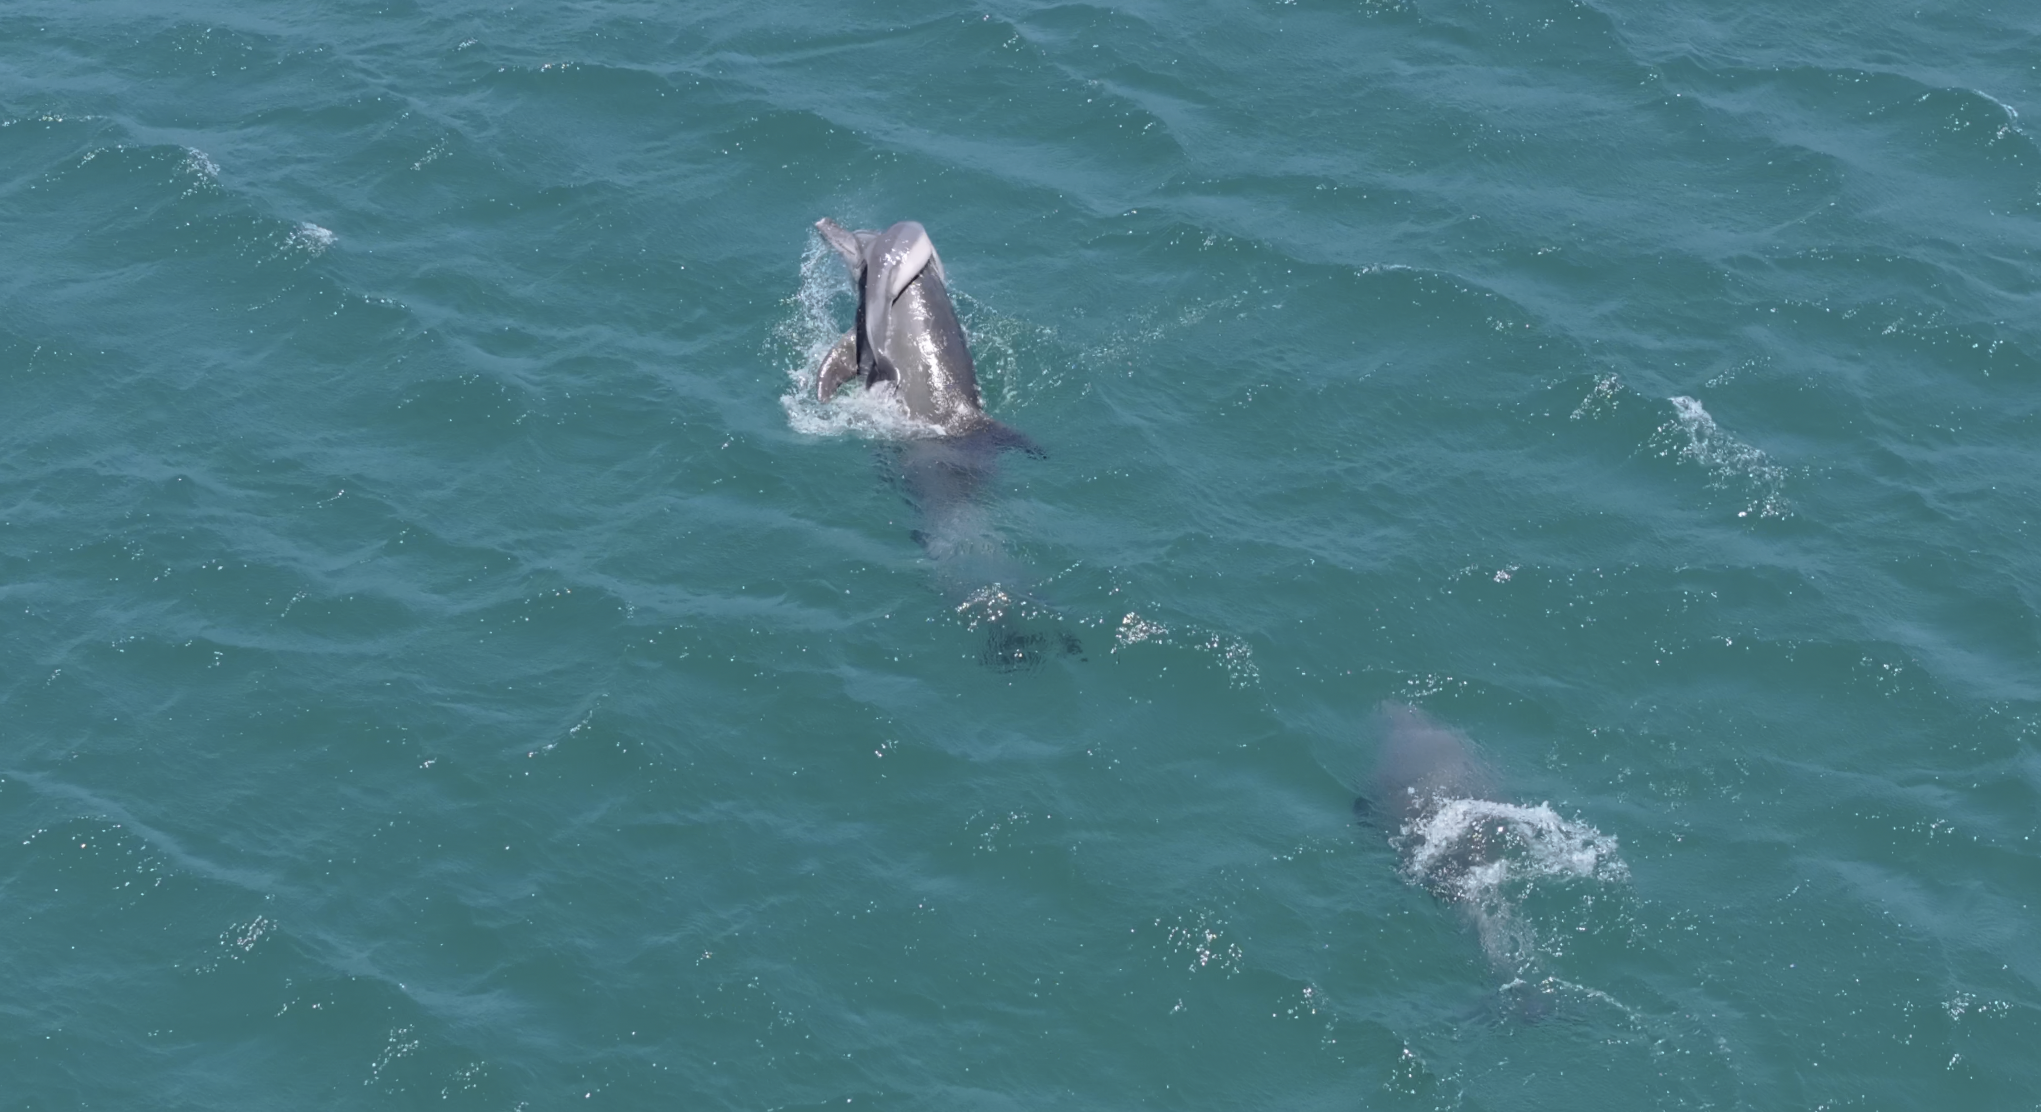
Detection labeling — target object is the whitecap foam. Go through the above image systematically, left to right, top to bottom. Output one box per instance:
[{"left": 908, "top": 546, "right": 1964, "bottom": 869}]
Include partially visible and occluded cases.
[
  {"left": 1974, "top": 88, "right": 2020, "bottom": 120},
  {"left": 1, "top": 113, "right": 105, "bottom": 128},
  {"left": 181, "top": 147, "right": 219, "bottom": 185},
  {"left": 292, "top": 222, "right": 336, "bottom": 255},
  {"left": 1567, "top": 372, "right": 1623, "bottom": 421},
  {"left": 1653, "top": 395, "right": 1788, "bottom": 518},
  {"left": 1395, "top": 797, "right": 1627, "bottom": 972},
  {"left": 1399, "top": 798, "right": 1627, "bottom": 892}
]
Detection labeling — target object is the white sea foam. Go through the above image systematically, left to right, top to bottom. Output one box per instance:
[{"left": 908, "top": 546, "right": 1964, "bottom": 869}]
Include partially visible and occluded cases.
[
  {"left": 1973, "top": 88, "right": 2022, "bottom": 142},
  {"left": 1, "top": 113, "right": 105, "bottom": 128},
  {"left": 171, "top": 147, "right": 223, "bottom": 199},
  {"left": 181, "top": 147, "right": 219, "bottom": 182},
  {"left": 292, "top": 222, "right": 336, "bottom": 255},
  {"left": 1568, "top": 372, "right": 1623, "bottom": 421},
  {"left": 1653, "top": 395, "right": 1788, "bottom": 518},
  {"left": 1395, "top": 797, "right": 1626, "bottom": 971},
  {"left": 1399, "top": 798, "right": 1627, "bottom": 891}
]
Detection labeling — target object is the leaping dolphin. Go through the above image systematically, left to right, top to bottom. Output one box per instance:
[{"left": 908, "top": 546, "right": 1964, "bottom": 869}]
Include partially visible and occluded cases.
[
  {"left": 810, "top": 217, "right": 1072, "bottom": 671},
  {"left": 812, "top": 218, "right": 1036, "bottom": 451}
]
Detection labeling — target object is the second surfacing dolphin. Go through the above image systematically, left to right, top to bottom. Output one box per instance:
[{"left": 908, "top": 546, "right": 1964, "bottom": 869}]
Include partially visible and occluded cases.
[
  {"left": 811, "top": 217, "right": 1075, "bottom": 671},
  {"left": 1352, "top": 703, "right": 1630, "bottom": 1020}
]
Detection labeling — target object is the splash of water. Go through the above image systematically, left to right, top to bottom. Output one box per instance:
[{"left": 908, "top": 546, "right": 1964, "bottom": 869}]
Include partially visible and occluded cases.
[
  {"left": 292, "top": 222, "right": 336, "bottom": 255},
  {"left": 1653, "top": 395, "right": 1789, "bottom": 518},
  {"left": 1395, "top": 797, "right": 1627, "bottom": 973}
]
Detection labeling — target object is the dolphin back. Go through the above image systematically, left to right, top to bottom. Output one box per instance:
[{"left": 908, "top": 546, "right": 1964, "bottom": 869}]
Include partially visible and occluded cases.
[{"left": 857, "top": 221, "right": 938, "bottom": 391}]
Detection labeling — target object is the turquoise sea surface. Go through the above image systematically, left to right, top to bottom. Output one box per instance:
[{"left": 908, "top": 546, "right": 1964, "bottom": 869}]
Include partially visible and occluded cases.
[{"left": 3, "top": 1, "right": 2038, "bottom": 1108}]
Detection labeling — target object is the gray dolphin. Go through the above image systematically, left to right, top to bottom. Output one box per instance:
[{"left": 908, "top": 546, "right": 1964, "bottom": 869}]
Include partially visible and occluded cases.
[
  {"left": 810, "top": 218, "right": 1072, "bottom": 671},
  {"left": 812, "top": 218, "right": 1036, "bottom": 450},
  {"left": 1353, "top": 703, "right": 1626, "bottom": 1020}
]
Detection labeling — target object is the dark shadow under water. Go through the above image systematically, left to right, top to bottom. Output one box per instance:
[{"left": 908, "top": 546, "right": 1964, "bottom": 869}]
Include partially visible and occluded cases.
[{"left": 880, "top": 427, "right": 1081, "bottom": 673}]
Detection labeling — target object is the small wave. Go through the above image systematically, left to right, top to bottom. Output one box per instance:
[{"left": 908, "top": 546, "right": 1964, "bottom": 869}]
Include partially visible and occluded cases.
[
  {"left": 1972, "top": 88, "right": 2020, "bottom": 124},
  {"left": 0, "top": 112, "right": 106, "bottom": 128},
  {"left": 171, "top": 146, "right": 222, "bottom": 199},
  {"left": 182, "top": 147, "right": 219, "bottom": 181},
  {"left": 953, "top": 291, "right": 1064, "bottom": 410},
  {"left": 1081, "top": 292, "right": 1241, "bottom": 375},
  {"left": 1567, "top": 372, "right": 1624, "bottom": 421},
  {"left": 1652, "top": 395, "right": 1788, "bottom": 518},
  {"left": 1111, "top": 610, "right": 1259, "bottom": 687}
]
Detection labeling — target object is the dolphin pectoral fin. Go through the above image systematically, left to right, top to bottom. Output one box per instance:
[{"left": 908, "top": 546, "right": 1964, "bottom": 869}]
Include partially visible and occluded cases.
[
  {"left": 814, "top": 218, "right": 864, "bottom": 271},
  {"left": 816, "top": 330, "right": 860, "bottom": 401},
  {"left": 981, "top": 420, "right": 1046, "bottom": 459}
]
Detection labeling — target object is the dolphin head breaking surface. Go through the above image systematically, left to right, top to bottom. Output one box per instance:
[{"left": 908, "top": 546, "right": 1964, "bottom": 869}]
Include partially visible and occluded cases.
[
  {"left": 813, "top": 217, "right": 1035, "bottom": 444},
  {"left": 1362, "top": 702, "right": 1508, "bottom": 900},
  {"left": 1368, "top": 702, "right": 1499, "bottom": 828},
  {"left": 1355, "top": 703, "right": 1629, "bottom": 1011}
]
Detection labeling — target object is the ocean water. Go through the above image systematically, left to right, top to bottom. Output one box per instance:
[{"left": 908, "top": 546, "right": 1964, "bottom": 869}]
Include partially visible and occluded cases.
[{"left": 2, "top": 0, "right": 2037, "bottom": 1107}]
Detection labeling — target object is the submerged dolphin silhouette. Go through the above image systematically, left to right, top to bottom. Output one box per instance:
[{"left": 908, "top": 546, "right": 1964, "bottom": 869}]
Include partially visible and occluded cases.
[
  {"left": 810, "top": 218, "right": 1073, "bottom": 671},
  {"left": 1357, "top": 702, "right": 1506, "bottom": 901},
  {"left": 1355, "top": 703, "right": 1539, "bottom": 1015},
  {"left": 1353, "top": 704, "right": 1627, "bottom": 1020}
]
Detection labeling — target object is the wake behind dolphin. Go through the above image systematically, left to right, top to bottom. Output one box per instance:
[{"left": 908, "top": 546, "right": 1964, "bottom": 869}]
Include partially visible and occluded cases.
[
  {"left": 803, "top": 217, "right": 1076, "bottom": 672},
  {"left": 1354, "top": 703, "right": 1627, "bottom": 1015}
]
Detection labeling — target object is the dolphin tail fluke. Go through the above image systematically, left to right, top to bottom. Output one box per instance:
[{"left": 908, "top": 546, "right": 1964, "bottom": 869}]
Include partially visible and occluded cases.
[
  {"left": 816, "top": 330, "right": 860, "bottom": 401},
  {"left": 980, "top": 419, "right": 1046, "bottom": 459}
]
